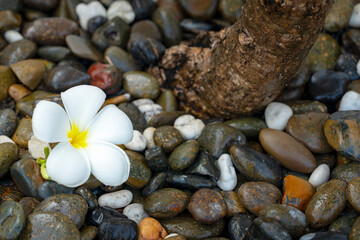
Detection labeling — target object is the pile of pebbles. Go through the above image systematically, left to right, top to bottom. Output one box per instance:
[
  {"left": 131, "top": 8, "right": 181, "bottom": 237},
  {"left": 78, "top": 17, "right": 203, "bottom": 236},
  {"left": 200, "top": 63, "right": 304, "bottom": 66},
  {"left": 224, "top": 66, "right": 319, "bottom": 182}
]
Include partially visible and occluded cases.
[{"left": 2, "top": 0, "right": 360, "bottom": 239}]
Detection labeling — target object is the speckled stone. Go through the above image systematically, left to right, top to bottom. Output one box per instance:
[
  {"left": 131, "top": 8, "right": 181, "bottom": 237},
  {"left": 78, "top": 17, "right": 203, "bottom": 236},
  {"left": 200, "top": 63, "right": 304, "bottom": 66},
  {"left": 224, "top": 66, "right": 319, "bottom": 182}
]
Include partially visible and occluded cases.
[
  {"left": 324, "top": 0, "right": 353, "bottom": 32},
  {"left": 0, "top": 39, "right": 37, "bottom": 66},
  {"left": 123, "top": 71, "right": 160, "bottom": 99},
  {"left": 288, "top": 100, "right": 328, "bottom": 114},
  {"left": 118, "top": 103, "right": 147, "bottom": 132},
  {"left": 0, "top": 108, "right": 17, "bottom": 137},
  {"left": 11, "top": 117, "right": 32, "bottom": 148},
  {"left": 153, "top": 126, "right": 184, "bottom": 153},
  {"left": 169, "top": 140, "right": 199, "bottom": 171},
  {"left": 0, "top": 142, "right": 18, "bottom": 178},
  {"left": 145, "top": 146, "right": 168, "bottom": 172},
  {"left": 125, "top": 150, "right": 152, "bottom": 189},
  {"left": 331, "top": 163, "right": 360, "bottom": 183},
  {"left": 347, "top": 177, "right": 360, "bottom": 212},
  {"left": 305, "top": 179, "right": 347, "bottom": 228},
  {"left": 238, "top": 182, "right": 282, "bottom": 216},
  {"left": 74, "top": 186, "right": 98, "bottom": 210},
  {"left": 144, "top": 188, "right": 188, "bottom": 218},
  {"left": 187, "top": 189, "right": 226, "bottom": 224},
  {"left": 220, "top": 191, "right": 247, "bottom": 217},
  {"left": 19, "top": 197, "right": 40, "bottom": 216},
  {"left": 0, "top": 200, "right": 25, "bottom": 240},
  {"left": 228, "top": 214, "right": 254, "bottom": 240},
  {"left": 246, "top": 217, "right": 292, "bottom": 240},
  {"left": 80, "top": 225, "right": 98, "bottom": 240}
]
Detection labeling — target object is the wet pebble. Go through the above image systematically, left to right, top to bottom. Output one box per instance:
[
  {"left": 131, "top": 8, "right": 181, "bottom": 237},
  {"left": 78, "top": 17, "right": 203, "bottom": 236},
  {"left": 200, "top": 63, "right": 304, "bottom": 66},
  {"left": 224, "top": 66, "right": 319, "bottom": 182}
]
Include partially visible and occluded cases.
[
  {"left": 107, "top": 0, "right": 135, "bottom": 24},
  {"left": 179, "top": 0, "right": 217, "bottom": 21},
  {"left": 324, "top": 0, "right": 353, "bottom": 32},
  {"left": 75, "top": 1, "right": 106, "bottom": 30},
  {"left": 66, "top": 35, "right": 103, "bottom": 62},
  {"left": 129, "top": 37, "right": 165, "bottom": 66},
  {"left": 0, "top": 39, "right": 37, "bottom": 66},
  {"left": 38, "top": 46, "right": 72, "bottom": 62},
  {"left": 104, "top": 46, "right": 142, "bottom": 73},
  {"left": 336, "top": 53, "right": 359, "bottom": 80},
  {"left": 11, "top": 59, "right": 45, "bottom": 90},
  {"left": 88, "top": 62, "right": 122, "bottom": 95},
  {"left": 0, "top": 66, "right": 16, "bottom": 101},
  {"left": 124, "top": 71, "right": 160, "bottom": 99},
  {"left": 339, "top": 91, "right": 360, "bottom": 111},
  {"left": 134, "top": 99, "right": 163, "bottom": 123},
  {"left": 288, "top": 100, "right": 328, "bottom": 114},
  {"left": 264, "top": 102, "right": 293, "bottom": 131},
  {"left": 118, "top": 103, "right": 147, "bottom": 132},
  {"left": 0, "top": 108, "right": 17, "bottom": 137},
  {"left": 11, "top": 117, "right": 33, "bottom": 148},
  {"left": 224, "top": 117, "right": 266, "bottom": 139},
  {"left": 153, "top": 126, "right": 184, "bottom": 153},
  {"left": 143, "top": 127, "right": 156, "bottom": 149},
  {"left": 125, "top": 130, "right": 147, "bottom": 152},
  {"left": 169, "top": 140, "right": 199, "bottom": 171},
  {"left": 144, "top": 146, "right": 168, "bottom": 172},
  {"left": 125, "top": 150, "right": 152, "bottom": 189},
  {"left": 216, "top": 154, "right": 237, "bottom": 191},
  {"left": 331, "top": 163, "right": 360, "bottom": 183},
  {"left": 308, "top": 164, "right": 330, "bottom": 187},
  {"left": 142, "top": 172, "right": 167, "bottom": 197},
  {"left": 167, "top": 173, "right": 217, "bottom": 190},
  {"left": 282, "top": 175, "right": 315, "bottom": 211},
  {"left": 347, "top": 177, "right": 360, "bottom": 212},
  {"left": 37, "top": 180, "right": 74, "bottom": 200},
  {"left": 74, "top": 186, "right": 98, "bottom": 210},
  {"left": 98, "top": 189, "right": 133, "bottom": 209},
  {"left": 19, "top": 197, "right": 40, "bottom": 216},
  {"left": 0, "top": 200, "right": 25, "bottom": 240},
  {"left": 123, "top": 203, "right": 149, "bottom": 224},
  {"left": 87, "top": 207, "right": 127, "bottom": 227},
  {"left": 328, "top": 210, "right": 358, "bottom": 235},
  {"left": 228, "top": 214, "right": 254, "bottom": 240},
  {"left": 248, "top": 216, "right": 292, "bottom": 240},
  {"left": 98, "top": 218, "right": 138, "bottom": 240},
  {"left": 80, "top": 225, "right": 98, "bottom": 240}
]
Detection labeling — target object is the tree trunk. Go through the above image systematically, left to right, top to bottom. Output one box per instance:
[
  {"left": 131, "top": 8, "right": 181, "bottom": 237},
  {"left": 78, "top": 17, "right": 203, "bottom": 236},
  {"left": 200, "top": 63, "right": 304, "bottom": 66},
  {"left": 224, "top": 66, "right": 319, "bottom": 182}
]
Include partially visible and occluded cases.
[{"left": 149, "top": 0, "right": 334, "bottom": 119}]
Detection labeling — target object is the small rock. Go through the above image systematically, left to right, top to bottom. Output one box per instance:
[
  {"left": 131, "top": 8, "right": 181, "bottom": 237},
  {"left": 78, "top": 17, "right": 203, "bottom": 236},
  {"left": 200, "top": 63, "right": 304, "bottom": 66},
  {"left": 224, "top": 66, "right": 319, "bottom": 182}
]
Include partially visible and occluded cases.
[
  {"left": 22, "top": 0, "right": 58, "bottom": 10},
  {"left": 107, "top": 0, "right": 135, "bottom": 24},
  {"left": 179, "top": 0, "right": 217, "bottom": 20},
  {"left": 324, "top": 0, "right": 353, "bottom": 32},
  {"left": 75, "top": 1, "right": 107, "bottom": 30},
  {"left": 349, "top": 3, "right": 360, "bottom": 28},
  {"left": 87, "top": 16, "right": 108, "bottom": 34},
  {"left": 4, "top": 30, "right": 23, "bottom": 43},
  {"left": 66, "top": 35, "right": 103, "bottom": 62},
  {"left": 129, "top": 38, "right": 165, "bottom": 66},
  {"left": 0, "top": 39, "right": 37, "bottom": 65},
  {"left": 38, "top": 46, "right": 72, "bottom": 62},
  {"left": 104, "top": 46, "right": 142, "bottom": 73},
  {"left": 336, "top": 53, "right": 359, "bottom": 80},
  {"left": 10, "top": 59, "right": 46, "bottom": 90},
  {"left": 88, "top": 62, "right": 122, "bottom": 95},
  {"left": 0, "top": 66, "right": 16, "bottom": 101},
  {"left": 124, "top": 71, "right": 160, "bottom": 99},
  {"left": 156, "top": 90, "right": 178, "bottom": 112},
  {"left": 339, "top": 91, "right": 360, "bottom": 111},
  {"left": 288, "top": 100, "right": 328, "bottom": 114},
  {"left": 136, "top": 102, "right": 163, "bottom": 123},
  {"left": 264, "top": 102, "right": 293, "bottom": 131},
  {"left": 118, "top": 103, "right": 147, "bottom": 132},
  {"left": 0, "top": 108, "right": 17, "bottom": 137},
  {"left": 149, "top": 111, "right": 185, "bottom": 128},
  {"left": 174, "top": 115, "right": 205, "bottom": 140},
  {"left": 12, "top": 117, "right": 33, "bottom": 148},
  {"left": 224, "top": 117, "right": 266, "bottom": 139},
  {"left": 153, "top": 126, "right": 184, "bottom": 153},
  {"left": 143, "top": 127, "right": 156, "bottom": 149},
  {"left": 125, "top": 130, "right": 147, "bottom": 152},
  {"left": 0, "top": 135, "right": 15, "bottom": 144},
  {"left": 28, "top": 135, "right": 51, "bottom": 159},
  {"left": 169, "top": 140, "right": 199, "bottom": 171},
  {"left": 144, "top": 146, "right": 168, "bottom": 172},
  {"left": 126, "top": 150, "right": 152, "bottom": 189},
  {"left": 186, "top": 151, "right": 220, "bottom": 181},
  {"left": 216, "top": 154, "right": 237, "bottom": 191},
  {"left": 331, "top": 163, "right": 360, "bottom": 183},
  {"left": 308, "top": 164, "right": 330, "bottom": 187},
  {"left": 142, "top": 172, "right": 167, "bottom": 197},
  {"left": 166, "top": 173, "right": 217, "bottom": 190},
  {"left": 347, "top": 177, "right": 360, "bottom": 212},
  {"left": 37, "top": 181, "right": 74, "bottom": 200},
  {"left": 74, "top": 186, "right": 98, "bottom": 210},
  {"left": 98, "top": 189, "right": 133, "bottom": 209},
  {"left": 220, "top": 191, "right": 247, "bottom": 217},
  {"left": 19, "top": 197, "right": 40, "bottom": 216},
  {"left": 0, "top": 200, "right": 25, "bottom": 240},
  {"left": 123, "top": 203, "right": 149, "bottom": 225},
  {"left": 87, "top": 207, "right": 127, "bottom": 227},
  {"left": 329, "top": 211, "right": 358, "bottom": 235},
  {"left": 228, "top": 214, "right": 254, "bottom": 240},
  {"left": 248, "top": 216, "right": 292, "bottom": 240},
  {"left": 350, "top": 216, "right": 360, "bottom": 240},
  {"left": 138, "top": 217, "right": 167, "bottom": 240},
  {"left": 98, "top": 218, "right": 138, "bottom": 240},
  {"left": 80, "top": 226, "right": 98, "bottom": 240},
  {"left": 300, "top": 232, "right": 348, "bottom": 240}
]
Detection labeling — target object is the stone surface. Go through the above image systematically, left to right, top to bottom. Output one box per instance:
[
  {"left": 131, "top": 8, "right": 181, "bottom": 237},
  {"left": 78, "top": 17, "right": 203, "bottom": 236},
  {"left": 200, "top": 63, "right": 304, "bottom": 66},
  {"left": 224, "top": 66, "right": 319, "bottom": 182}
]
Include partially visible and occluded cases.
[
  {"left": 22, "top": 0, "right": 58, "bottom": 10},
  {"left": 107, "top": 0, "right": 135, "bottom": 24},
  {"left": 179, "top": 0, "right": 217, "bottom": 20},
  {"left": 219, "top": 0, "right": 245, "bottom": 23},
  {"left": 324, "top": 0, "right": 353, "bottom": 32},
  {"left": 75, "top": 1, "right": 106, "bottom": 30},
  {"left": 152, "top": 8, "right": 182, "bottom": 47},
  {"left": 0, "top": 10, "right": 21, "bottom": 32},
  {"left": 66, "top": 35, "right": 103, "bottom": 62},
  {"left": 129, "top": 37, "right": 165, "bottom": 66},
  {"left": 0, "top": 39, "right": 37, "bottom": 66},
  {"left": 38, "top": 46, "right": 72, "bottom": 62},
  {"left": 105, "top": 46, "right": 141, "bottom": 73},
  {"left": 336, "top": 53, "right": 359, "bottom": 81},
  {"left": 11, "top": 59, "right": 45, "bottom": 90},
  {"left": 88, "top": 62, "right": 122, "bottom": 95},
  {"left": 0, "top": 65, "right": 16, "bottom": 101},
  {"left": 123, "top": 71, "right": 160, "bottom": 99},
  {"left": 156, "top": 90, "right": 178, "bottom": 112},
  {"left": 339, "top": 91, "right": 360, "bottom": 111},
  {"left": 288, "top": 100, "right": 328, "bottom": 114},
  {"left": 264, "top": 102, "right": 293, "bottom": 131},
  {"left": 118, "top": 103, "right": 147, "bottom": 132},
  {"left": 0, "top": 108, "right": 17, "bottom": 137},
  {"left": 148, "top": 111, "right": 185, "bottom": 128},
  {"left": 174, "top": 115, "right": 205, "bottom": 140},
  {"left": 11, "top": 117, "right": 32, "bottom": 148},
  {"left": 224, "top": 117, "right": 266, "bottom": 139},
  {"left": 153, "top": 126, "right": 184, "bottom": 153},
  {"left": 124, "top": 130, "right": 147, "bottom": 152},
  {"left": 28, "top": 135, "right": 51, "bottom": 159},
  {"left": 169, "top": 140, "right": 199, "bottom": 171},
  {"left": 145, "top": 146, "right": 168, "bottom": 172},
  {"left": 125, "top": 150, "right": 152, "bottom": 189},
  {"left": 216, "top": 154, "right": 237, "bottom": 191},
  {"left": 331, "top": 163, "right": 360, "bottom": 183},
  {"left": 308, "top": 164, "right": 330, "bottom": 187},
  {"left": 142, "top": 172, "right": 167, "bottom": 197},
  {"left": 166, "top": 173, "right": 217, "bottom": 190},
  {"left": 347, "top": 177, "right": 360, "bottom": 212},
  {"left": 37, "top": 181, "right": 74, "bottom": 200},
  {"left": 74, "top": 186, "right": 98, "bottom": 210},
  {"left": 98, "top": 189, "right": 133, "bottom": 209},
  {"left": 220, "top": 191, "right": 247, "bottom": 217},
  {"left": 19, "top": 197, "right": 40, "bottom": 217},
  {"left": 0, "top": 200, "right": 25, "bottom": 240},
  {"left": 123, "top": 203, "right": 149, "bottom": 225},
  {"left": 87, "top": 207, "right": 127, "bottom": 227},
  {"left": 329, "top": 210, "right": 358, "bottom": 235},
  {"left": 228, "top": 214, "right": 254, "bottom": 240},
  {"left": 248, "top": 216, "right": 292, "bottom": 240},
  {"left": 350, "top": 216, "right": 360, "bottom": 240},
  {"left": 138, "top": 217, "right": 167, "bottom": 240},
  {"left": 98, "top": 218, "right": 138, "bottom": 240},
  {"left": 80, "top": 226, "right": 98, "bottom": 240}
]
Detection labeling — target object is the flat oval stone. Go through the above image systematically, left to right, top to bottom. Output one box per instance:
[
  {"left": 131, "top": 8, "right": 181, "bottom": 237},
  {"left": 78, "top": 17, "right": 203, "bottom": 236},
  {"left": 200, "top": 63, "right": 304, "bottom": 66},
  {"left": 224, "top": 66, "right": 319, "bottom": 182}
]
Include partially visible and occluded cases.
[
  {"left": 179, "top": 0, "right": 217, "bottom": 20},
  {"left": 23, "top": 17, "right": 78, "bottom": 45},
  {"left": 128, "top": 20, "right": 162, "bottom": 49},
  {"left": 66, "top": 35, "right": 103, "bottom": 62},
  {"left": 0, "top": 39, "right": 37, "bottom": 66},
  {"left": 38, "top": 46, "right": 72, "bottom": 62},
  {"left": 105, "top": 46, "right": 142, "bottom": 73},
  {"left": 10, "top": 59, "right": 46, "bottom": 90},
  {"left": 45, "top": 65, "right": 91, "bottom": 92},
  {"left": 0, "top": 66, "right": 16, "bottom": 101},
  {"left": 123, "top": 71, "right": 160, "bottom": 99},
  {"left": 156, "top": 90, "right": 178, "bottom": 112},
  {"left": 288, "top": 100, "right": 328, "bottom": 114},
  {"left": 118, "top": 103, "right": 147, "bottom": 132},
  {"left": 0, "top": 108, "right": 17, "bottom": 137},
  {"left": 324, "top": 111, "right": 360, "bottom": 161},
  {"left": 286, "top": 112, "right": 332, "bottom": 154},
  {"left": 11, "top": 117, "right": 33, "bottom": 148},
  {"left": 224, "top": 117, "right": 266, "bottom": 139},
  {"left": 198, "top": 123, "right": 246, "bottom": 158},
  {"left": 153, "top": 126, "right": 184, "bottom": 153},
  {"left": 259, "top": 128, "right": 316, "bottom": 174},
  {"left": 169, "top": 140, "right": 199, "bottom": 171},
  {"left": 0, "top": 143, "right": 18, "bottom": 178},
  {"left": 230, "top": 145, "right": 282, "bottom": 187},
  {"left": 125, "top": 150, "right": 152, "bottom": 189},
  {"left": 331, "top": 163, "right": 360, "bottom": 183},
  {"left": 166, "top": 173, "right": 217, "bottom": 189},
  {"left": 347, "top": 177, "right": 360, "bottom": 212},
  {"left": 305, "top": 179, "right": 347, "bottom": 228},
  {"left": 37, "top": 181, "right": 74, "bottom": 200},
  {"left": 238, "top": 182, "right": 282, "bottom": 216},
  {"left": 74, "top": 186, "right": 98, "bottom": 210},
  {"left": 144, "top": 188, "right": 188, "bottom": 218},
  {"left": 98, "top": 189, "right": 133, "bottom": 209},
  {"left": 188, "top": 189, "right": 226, "bottom": 224},
  {"left": 220, "top": 191, "right": 247, "bottom": 217},
  {"left": 33, "top": 193, "right": 88, "bottom": 229},
  {"left": 19, "top": 197, "right": 40, "bottom": 216},
  {"left": 0, "top": 200, "right": 25, "bottom": 240},
  {"left": 259, "top": 204, "right": 308, "bottom": 238},
  {"left": 87, "top": 207, "right": 127, "bottom": 227},
  {"left": 20, "top": 211, "right": 81, "bottom": 240},
  {"left": 161, "top": 214, "right": 225, "bottom": 239},
  {"left": 228, "top": 214, "right": 254, "bottom": 240},
  {"left": 247, "top": 217, "right": 292, "bottom": 240},
  {"left": 98, "top": 218, "right": 138, "bottom": 240}
]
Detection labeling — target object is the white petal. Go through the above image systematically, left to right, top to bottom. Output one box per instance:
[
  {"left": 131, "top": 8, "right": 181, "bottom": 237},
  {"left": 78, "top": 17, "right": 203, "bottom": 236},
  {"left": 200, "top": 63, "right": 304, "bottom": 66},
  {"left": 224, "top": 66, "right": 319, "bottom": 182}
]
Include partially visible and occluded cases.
[
  {"left": 61, "top": 85, "right": 106, "bottom": 132},
  {"left": 32, "top": 101, "right": 71, "bottom": 143},
  {"left": 87, "top": 105, "right": 133, "bottom": 145},
  {"left": 46, "top": 142, "right": 91, "bottom": 187},
  {"left": 85, "top": 142, "right": 130, "bottom": 186}
]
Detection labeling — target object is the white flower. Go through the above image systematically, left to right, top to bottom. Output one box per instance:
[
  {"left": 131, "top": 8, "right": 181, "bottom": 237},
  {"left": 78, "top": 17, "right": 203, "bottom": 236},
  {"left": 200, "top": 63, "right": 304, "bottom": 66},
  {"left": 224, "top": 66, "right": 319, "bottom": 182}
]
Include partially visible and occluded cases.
[{"left": 32, "top": 85, "right": 133, "bottom": 187}]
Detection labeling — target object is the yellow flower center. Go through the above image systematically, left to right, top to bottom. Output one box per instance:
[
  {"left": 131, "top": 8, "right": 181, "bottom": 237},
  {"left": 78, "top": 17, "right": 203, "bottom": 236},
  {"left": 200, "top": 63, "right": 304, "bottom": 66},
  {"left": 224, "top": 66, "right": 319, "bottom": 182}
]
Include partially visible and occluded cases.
[{"left": 68, "top": 123, "right": 88, "bottom": 149}]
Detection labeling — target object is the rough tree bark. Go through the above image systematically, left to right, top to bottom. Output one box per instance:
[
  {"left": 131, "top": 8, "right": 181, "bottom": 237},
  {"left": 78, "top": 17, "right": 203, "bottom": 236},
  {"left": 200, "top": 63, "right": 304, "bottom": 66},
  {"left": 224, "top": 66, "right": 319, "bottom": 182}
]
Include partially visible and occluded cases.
[{"left": 149, "top": 0, "right": 335, "bottom": 119}]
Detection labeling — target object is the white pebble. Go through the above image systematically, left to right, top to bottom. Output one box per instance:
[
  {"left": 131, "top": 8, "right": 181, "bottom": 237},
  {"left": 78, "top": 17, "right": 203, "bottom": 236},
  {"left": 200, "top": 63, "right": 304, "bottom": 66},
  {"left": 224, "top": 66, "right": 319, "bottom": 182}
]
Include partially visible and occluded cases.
[
  {"left": 107, "top": 0, "right": 135, "bottom": 24},
  {"left": 76, "top": 1, "right": 107, "bottom": 30},
  {"left": 349, "top": 3, "right": 360, "bottom": 28},
  {"left": 4, "top": 30, "right": 23, "bottom": 43},
  {"left": 339, "top": 91, "right": 360, "bottom": 111},
  {"left": 132, "top": 98, "right": 154, "bottom": 107},
  {"left": 264, "top": 102, "right": 293, "bottom": 131},
  {"left": 138, "top": 104, "right": 163, "bottom": 123},
  {"left": 174, "top": 114, "right": 205, "bottom": 140},
  {"left": 143, "top": 127, "right": 156, "bottom": 149},
  {"left": 124, "top": 130, "right": 147, "bottom": 151},
  {"left": 0, "top": 135, "right": 15, "bottom": 145},
  {"left": 28, "top": 135, "right": 51, "bottom": 159},
  {"left": 216, "top": 154, "right": 237, "bottom": 191},
  {"left": 308, "top": 164, "right": 330, "bottom": 187},
  {"left": 98, "top": 189, "right": 133, "bottom": 209},
  {"left": 123, "top": 203, "right": 149, "bottom": 225},
  {"left": 165, "top": 234, "right": 181, "bottom": 239}
]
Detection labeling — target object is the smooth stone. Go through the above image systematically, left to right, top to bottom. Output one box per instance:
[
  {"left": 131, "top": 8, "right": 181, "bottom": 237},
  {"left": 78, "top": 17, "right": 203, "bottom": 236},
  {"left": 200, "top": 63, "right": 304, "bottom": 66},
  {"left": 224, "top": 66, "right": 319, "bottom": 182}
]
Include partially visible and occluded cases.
[
  {"left": 22, "top": 0, "right": 58, "bottom": 10},
  {"left": 64, "top": 0, "right": 80, "bottom": 21},
  {"left": 107, "top": 0, "right": 135, "bottom": 24},
  {"left": 132, "top": 0, "right": 156, "bottom": 20},
  {"left": 157, "top": 0, "right": 184, "bottom": 21},
  {"left": 179, "top": 0, "right": 217, "bottom": 20},
  {"left": 219, "top": 0, "right": 245, "bottom": 23},
  {"left": 324, "top": 0, "right": 353, "bottom": 32},
  {"left": 75, "top": 1, "right": 106, "bottom": 31},
  {"left": 350, "top": 3, "right": 360, "bottom": 27},
  {"left": 152, "top": 7, "right": 182, "bottom": 47},
  {"left": 0, "top": 10, "right": 21, "bottom": 32},
  {"left": 87, "top": 16, "right": 108, "bottom": 34},
  {"left": 92, "top": 17, "right": 130, "bottom": 51},
  {"left": 23, "top": 18, "right": 78, "bottom": 45},
  {"left": 128, "top": 20, "right": 162, "bottom": 49},
  {"left": 4, "top": 30, "right": 23, "bottom": 43},
  {"left": 308, "top": 33, "right": 340, "bottom": 72},
  {"left": 66, "top": 35, "right": 103, "bottom": 62},
  {"left": 129, "top": 37, "right": 165, "bottom": 66},
  {"left": 0, "top": 39, "right": 37, "bottom": 65},
  {"left": 38, "top": 46, "right": 72, "bottom": 62},
  {"left": 105, "top": 46, "right": 142, "bottom": 72},
  {"left": 336, "top": 53, "right": 359, "bottom": 81},
  {"left": 10, "top": 59, "right": 45, "bottom": 90},
  {"left": 58, "top": 60, "right": 86, "bottom": 72},
  {"left": 88, "top": 62, "right": 122, "bottom": 95},
  {"left": 45, "top": 65, "right": 91, "bottom": 93},
  {"left": 0, "top": 66, "right": 16, "bottom": 101},
  {"left": 309, "top": 70, "right": 349, "bottom": 104},
  {"left": 123, "top": 71, "right": 160, "bottom": 99},
  {"left": 8, "top": 84, "right": 31, "bottom": 102},
  {"left": 16, "top": 90, "right": 52, "bottom": 117},
  {"left": 156, "top": 90, "right": 178, "bottom": 112},
  {"left": 339, "top": 91, "right": 360, "bottom": 111},
  {"left": 133, "top": 99, "right": 163, "bottom": 123},
  {"left": 288, "top": 100, "right": 328, "bottom": 114},
  {"left": 264, "top": 102, "right": 293, "bottom": 131},
  {"left": 118, "top": 103, "right": 147, "bottom": 132},
  {"left": 0, "top": 108, "right": 17, "bottom": 137},
  {"left": 148, "top": 111, "right": 185, "bottom": 128},
  {"left": 324, "top": 111, "right": 360, "bottom": 161},
  {"left": 286, "top": 112, "right": 332, "bottom": 154},
  {"left": 174, "top": 114, "right": 205, "bottom": 140},
  {"left": 11, "top": 117, "right": 32, "bottom": 148},
  {"left": 224, "top": 117, "right": 266, "bottom": 139},
  {"left": 198, "top": 123, "right": 246, "bottom": 158},
  {"left": 153, "top": 126, "right": 184, "bottom": 153},
  {"left": 259, "top": 128, "right": 316, "bottom": 173},
  {"left": 124, "top": 130, "right": 147, "bottom": 152},
  {"left": 0, "top": 135, "right": 15, "bottom": 144},
  {"left": 28, "top": 135, "right": 50, "bottom": 159},
  {"left": 169, "top": 140, "right": 199, "bottom": 171},
  {"left": 0, "top": 143, "right": 18, "bottom": 178},
  {"left": 230, "top": 145, "right": 282, "bottom": 187},
  {"left": 145, "top": 146, "right": 168, "bottom": 172},
  {"left": 125, "top": 150, "right": 152, "bottom": 189},
  {"left": 187, "top": 151, "right": 220, "bottom": 181},
  {"left": 216, "top": 154, "right": 237, "bottom": 191},
  {"left": 331, "top": 163, "right": 360, "bottom": 183},
  {"left": 308, "top": 164, "right": 330, "bottom": 187},
  {"left": 142, "top": 172, "right": 167, "bottom": 197},
  {"left": 166, "top": 173, "right": 217, "bottom": 189},
  {"left": 347, "top": 177, "right": 360, "bottom": 212},
  {"left": 305, "top": 179, "right": 347, "bottom": 228},
  {"left": 37, "top": 181, "right": 74, "bottom": 200},
  {"left": 238, "top": 182, "right": 282, "bottom": 215},
  {"left": 74, "top": 186, "right": 98, "bottom": 210},
  {"left": 144, "top": 188, "right": 188, "bottom": 218},
  {"left": 98, "top": 189, "right": 133, "bottom": 209},
  {"left": 188, "top": 189, "right": 226, "bottom": 224},
  {"left": 220, "top": 191, "right": 247, "bottom": 217},
  {"left": 34, "top": 193, "right": 88, "bottom": 229},
  {"left": 19, "top": 197, "right": 40, "bottom": 216},
  {"left": 0, "top": 200, "right": 25, "bottom": 240},
  {"left": 123, "top": 203, "right": 149, "bottom": 225},
  {"left": 259, "top": 204, "right": 308, "bottom": 238},
  {"left": 87, "top": 207, "right": 127, "bottom": 227},
  {"left": 20, "top": 211, "right": 81, "bottom": 239},
  {"left": 329, "top": 211, "right": 358, "bottom": 235},
  {"left": 161, "top": 214, "right": 225, "bottom": 239},
  {"left": 228, "top": 214, "right": 254, "bottom": 240},
  {"left": 246, "top": 216, "right": 292, "bottom": 240},
  {"left": 350, "top": 216, "right": 360, "bottom": 240},
  {"left": 138, "top": 217, "right": 167, "bottom": 240},
  {"left": 98, "top": 218, "right": 138, "bottom": 240},
  {"left": 80, "top": 225, "right": 98, "bottom": 240},
  {"left": 300, "top": 232, "right": 348, "bottom": 240}
]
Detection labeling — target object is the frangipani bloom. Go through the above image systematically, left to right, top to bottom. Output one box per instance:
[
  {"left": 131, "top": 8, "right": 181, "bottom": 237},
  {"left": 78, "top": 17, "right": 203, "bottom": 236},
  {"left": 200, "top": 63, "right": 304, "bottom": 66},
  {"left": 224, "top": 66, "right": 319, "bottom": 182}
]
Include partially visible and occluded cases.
[{"left": 32, "top": 85, "right": 133, "bottom": 187}]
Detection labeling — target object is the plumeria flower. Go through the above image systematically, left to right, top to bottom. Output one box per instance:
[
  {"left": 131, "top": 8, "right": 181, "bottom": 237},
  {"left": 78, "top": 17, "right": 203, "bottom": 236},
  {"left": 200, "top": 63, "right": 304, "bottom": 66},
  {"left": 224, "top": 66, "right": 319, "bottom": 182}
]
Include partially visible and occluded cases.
[{"left": 32, "top": 85, "right": 133, "bottom": 187}]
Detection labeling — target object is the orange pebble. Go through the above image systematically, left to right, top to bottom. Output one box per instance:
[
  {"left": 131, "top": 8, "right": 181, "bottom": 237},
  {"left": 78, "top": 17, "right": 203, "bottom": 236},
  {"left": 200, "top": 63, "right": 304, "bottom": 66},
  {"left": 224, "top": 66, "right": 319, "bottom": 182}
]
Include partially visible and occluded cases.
[
  {"left": 282, "top": 175, "right": 315, "bottom": 212},
  {"left": 138, "top": 217, "right": 167, "bottom": 240}
]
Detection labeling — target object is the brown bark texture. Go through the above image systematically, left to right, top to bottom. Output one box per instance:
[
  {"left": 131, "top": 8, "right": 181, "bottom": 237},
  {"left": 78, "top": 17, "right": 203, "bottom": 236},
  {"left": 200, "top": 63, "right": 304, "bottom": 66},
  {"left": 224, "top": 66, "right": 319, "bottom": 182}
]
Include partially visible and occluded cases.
[{"left": 149, "top": 0, "right": 335, "bottom": 119}]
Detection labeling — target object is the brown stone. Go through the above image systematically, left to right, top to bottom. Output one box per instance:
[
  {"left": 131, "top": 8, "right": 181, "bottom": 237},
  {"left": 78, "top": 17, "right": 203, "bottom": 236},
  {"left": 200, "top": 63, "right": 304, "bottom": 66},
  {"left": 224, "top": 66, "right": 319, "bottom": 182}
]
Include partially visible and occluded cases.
[
  {"left": 179, "top": 0, "right": 218, "bottom": 20},
  {"left": 0, "top": 10, "right": 22, "bottom": 32},
  {"left": 66, "top": 35, "right": 103, "bottom": 62},
  {"left": 10, "top": 59, "right": 46, "bottom": 90},
  {"left": 0, "top": 65, "right": 16, "bottom": 101},
  {"left": 8, "top": 84, "right": 31, "bottom": 102},
  {"left": 12, "top": 117, "right": 33, "bottom": 148},
  {"left": 153, "top": 126, "right": 184, "bottom": 153},
  {"left": 259, "top": 128, "right": 316, "bottom": 173},
  {"left": 347, "top": 177, "right": 360, "bottom": 212},
  {"left": 237, "top": 181, "right": 282, "bottom": 215},
  {"left": 220, "top": 191, "right": 247, "bottom": 217},
  {"left": 19, "top": 197, "right": 40, "bottom": 216},
  {"left": 138, "top": 217, "right": 168, "bottom": 240},
  {"left": 350, "top": 217, "right": 360, "bottom": 240}
]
